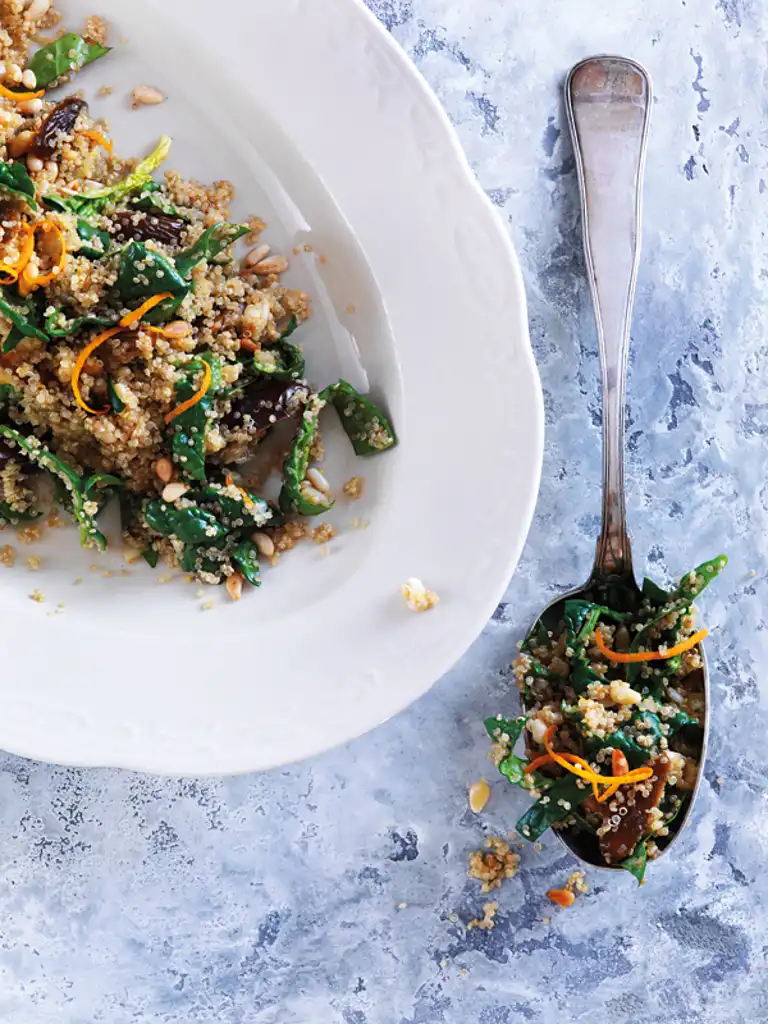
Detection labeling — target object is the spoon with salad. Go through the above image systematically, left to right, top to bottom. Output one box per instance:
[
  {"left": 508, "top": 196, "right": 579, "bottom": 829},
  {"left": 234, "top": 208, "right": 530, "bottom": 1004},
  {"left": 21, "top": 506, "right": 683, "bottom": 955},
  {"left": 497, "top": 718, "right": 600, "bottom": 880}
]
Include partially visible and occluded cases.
[{"left": 484, "top": 57, "right": 726, "bottom": 883}]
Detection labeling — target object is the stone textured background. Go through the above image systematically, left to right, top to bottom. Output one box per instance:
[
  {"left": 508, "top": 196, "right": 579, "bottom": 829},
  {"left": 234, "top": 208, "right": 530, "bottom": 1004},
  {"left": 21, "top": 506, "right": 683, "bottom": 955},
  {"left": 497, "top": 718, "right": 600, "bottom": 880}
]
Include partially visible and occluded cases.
[{"left": 1, "top": 1, "right": 766, "bottom": 1021}]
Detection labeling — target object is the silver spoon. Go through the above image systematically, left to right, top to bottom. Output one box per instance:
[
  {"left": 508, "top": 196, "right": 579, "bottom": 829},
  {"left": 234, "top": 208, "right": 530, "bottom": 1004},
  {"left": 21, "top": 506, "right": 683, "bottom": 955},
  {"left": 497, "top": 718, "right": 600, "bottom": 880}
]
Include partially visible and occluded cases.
[{"left": 522, "top": 56, "right": 708, "bottom": 869}]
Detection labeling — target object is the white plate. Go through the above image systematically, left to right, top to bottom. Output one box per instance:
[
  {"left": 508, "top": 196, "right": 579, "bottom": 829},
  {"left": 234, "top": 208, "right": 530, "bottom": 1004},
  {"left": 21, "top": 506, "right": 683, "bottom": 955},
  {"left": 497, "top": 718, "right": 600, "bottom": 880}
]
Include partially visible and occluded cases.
[{"left": 0, "top": 0, "right": 543, "bottom": 774}]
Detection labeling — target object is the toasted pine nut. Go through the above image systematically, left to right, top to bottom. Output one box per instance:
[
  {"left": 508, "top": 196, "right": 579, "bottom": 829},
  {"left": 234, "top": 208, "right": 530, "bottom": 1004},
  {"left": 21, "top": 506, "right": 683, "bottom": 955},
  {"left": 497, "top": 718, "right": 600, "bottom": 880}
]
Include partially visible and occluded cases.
[
  {"left": 26, "top": 0, "right": 51, "bottom": 20},
  {"left": 6, "top": 63, "right": 22, "bottom": 84},
  {"left": 21, "top": 69, "right": 36, "bottom": 89},
  {"left": 131, "top": 85, "right": 165, "bottom": 108},
  {"left": 20, "top": 99, "right": 43, "bottom": 117},
  {"left": 9, "top": 130, "right": 33, "bottom": 157},
  {"left": 26, "top": 154, "right": 43, "bottom": 173},
  {"left": 45, "top": 160, "right": 58, "bottom": 181},
  {"left": 245, "top": 244, "right": 270, "bottom": 267},
  {"left": 254, "top": 255, "right": 289, "bottom": 276},
  {"left": 242, "top": 299, "right": 270, "bottom": 335},
  {"left": 162, "top": 320, "right": 191, "bottom": 340},
  {"left": 154, "top": 457, "right": 173, "bottom": 483},
  {"left": 306, "top": 467, "right": 330, "bottom": 494},
  {"left": 162, "top": 482, "right": 189, "bottom": 503},
  {"left": 252, "top": 531, "right": 275, "bottom": 558},
  {"left": 226, "top": 572, "right": 243, "bottom": 601},
  {"left": 468, "top": 779, "right": 491, "bottom": 814}
]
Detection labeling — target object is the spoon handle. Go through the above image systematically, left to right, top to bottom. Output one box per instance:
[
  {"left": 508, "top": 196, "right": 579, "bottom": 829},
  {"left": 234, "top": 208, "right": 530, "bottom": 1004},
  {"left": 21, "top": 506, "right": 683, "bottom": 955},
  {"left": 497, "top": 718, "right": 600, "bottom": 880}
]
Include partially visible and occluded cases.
[{"left": 565, "top": 56, "right": 652, "bottom": 581}]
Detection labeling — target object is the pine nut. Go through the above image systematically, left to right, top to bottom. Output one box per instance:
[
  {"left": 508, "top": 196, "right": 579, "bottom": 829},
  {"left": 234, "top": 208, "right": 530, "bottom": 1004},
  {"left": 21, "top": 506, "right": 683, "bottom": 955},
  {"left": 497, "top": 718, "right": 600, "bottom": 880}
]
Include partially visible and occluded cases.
[
  {"left": 26, "top": 0, "right": 51, "bottom": 20},
  {"left": 0, "top": 63, "right": 7, "bottom": 79},
  {"left": 6, "top": 63, "right": 22, "bottom": 84},
  {"left": 21, "top": 69, "right": 36, "bottom": 89},
  {"left": 131, "top": 85, "right": 165, "bottom": 108},
  {"left": 20, "top": 99, "right": 42, "bottom": 117},
  {"left": 9, "top": 130, "right": 33, "bottom": 157},
  {"left": 26, "top": 154, "right": 43, "bottom": 172},
  {"left": 45, "top": 160, "right": 58, "bottom": 180},
  {"left": 245, "top": 244, "right": 270, "bottom": 267},
  {"left": 254, "top": 255, "right": 289, "bottom": 276},
  {"left": 242, "top": 299, "right": 270, "bottom": 335},
  {"left": 162, "top": 320, "right": 191, "bottom": 339},
  {"left": 154, "top": 457, "right": 173, "bottom": 483},
  {"left": 306, "top": 467, "right": 330, "bottom": 494},
  {"left": 162, "top": 482, "right": 189, "bottom": 503},
  {"left": 252, "top": 531, "right": 275, "bottom": 558},
  {"left": 226, "top": 572, "right": 243, "bottom": 601},
  {"left": 469, "top": 779, "right": 491, "bottom": 814}
]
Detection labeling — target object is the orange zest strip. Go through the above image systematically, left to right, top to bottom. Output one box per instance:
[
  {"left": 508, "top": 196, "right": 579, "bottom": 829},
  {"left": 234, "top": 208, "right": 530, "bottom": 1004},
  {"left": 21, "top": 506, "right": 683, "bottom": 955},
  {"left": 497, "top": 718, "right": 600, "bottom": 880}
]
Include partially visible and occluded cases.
[
  {"left": 0, "top": 83, "right": 45, "bottom": 102},
  {"left": 81, "top": 129, "right": 113, "bottom": 155},
  {"left": 19, "top": 221, "right": 67, "bottom": 295},
  {"left": 120, "top": 292, "right": 173, "bottom": 327},
  {"left": 71, "top": 327, "right": 122, "bottom": 415},
  {"left": 165, "top": 360, "right": 212, "bottom": 424},
  {"left": 225, "top": 472, "right": 255, "bottom": 508},
  {"left": 594, "top": 626, "right": 708, "bottom": 664},
  {"left": 543, "top": 725, "right": 654, "bottom": 791},
  {"left": 524, "top": 751, "right": 588, "bottom": 776},
  {"left": 595, "top": 781, "right": 622, "bottom": 805}
]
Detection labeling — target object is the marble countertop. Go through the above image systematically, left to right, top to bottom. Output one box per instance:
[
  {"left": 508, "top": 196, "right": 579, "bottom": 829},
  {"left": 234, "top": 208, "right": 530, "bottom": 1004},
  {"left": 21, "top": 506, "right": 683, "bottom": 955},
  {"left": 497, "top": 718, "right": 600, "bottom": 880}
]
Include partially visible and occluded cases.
[{"left": 2, "top": 1, "right": 766, "bottom": 1021}]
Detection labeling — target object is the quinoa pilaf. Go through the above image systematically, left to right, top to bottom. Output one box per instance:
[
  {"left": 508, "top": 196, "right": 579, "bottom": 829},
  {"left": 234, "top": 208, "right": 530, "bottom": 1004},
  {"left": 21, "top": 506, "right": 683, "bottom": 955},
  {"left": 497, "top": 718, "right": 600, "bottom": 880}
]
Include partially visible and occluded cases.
[
  {"left": 0, "top": 2, "right": 397, "bottom": 598},
  {"left": 484, "top": 556, "right": 727, "bottom": 883}
]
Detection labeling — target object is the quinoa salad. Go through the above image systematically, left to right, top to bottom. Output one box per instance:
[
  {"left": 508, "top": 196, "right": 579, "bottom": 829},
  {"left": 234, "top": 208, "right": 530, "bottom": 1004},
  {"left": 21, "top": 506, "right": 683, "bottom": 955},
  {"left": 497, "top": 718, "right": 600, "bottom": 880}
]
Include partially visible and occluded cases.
[
  {"left": 0, "top": 2, "right": 396, "bottom": 599},
  {"left": 485, "top": 556, "right": 727, "bottom": 883}
]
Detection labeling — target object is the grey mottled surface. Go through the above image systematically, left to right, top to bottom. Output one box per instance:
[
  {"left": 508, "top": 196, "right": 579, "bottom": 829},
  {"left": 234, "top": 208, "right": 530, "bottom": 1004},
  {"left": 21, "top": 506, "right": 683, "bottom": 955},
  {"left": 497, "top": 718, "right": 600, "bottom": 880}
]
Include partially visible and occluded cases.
[{"left": 2, "top": 2, "right": 766, "bottom": 1021}]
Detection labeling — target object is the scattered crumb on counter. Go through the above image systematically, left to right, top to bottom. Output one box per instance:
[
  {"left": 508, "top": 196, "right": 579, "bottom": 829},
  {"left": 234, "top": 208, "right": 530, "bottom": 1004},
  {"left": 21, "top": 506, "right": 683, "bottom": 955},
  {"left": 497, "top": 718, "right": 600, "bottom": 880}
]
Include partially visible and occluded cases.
[
  {"left": 83, "top": 13, "right": 108, "bottom": 45},
  {"left": 97, "top": 84, "right": 113, "bottom": 97},
  {"left": 131, "top": 85, "right": 165, "bottom": 109},
  {"left": 346, "top": 304, "right": 356, "bottom": 314},
  {"left": 343, "top": 476, "right": 364, "bottom": 500},
  {"left": 350, "top": 516, "right": 369, "bottom": 530},
  {"left": 311, "top": 523, "right": 336, "bottom": 545},
  {"left": 18, "top": 525, "right": 42, "bottom": 545},
  {"left": 0, "top": 545, "right": 16, "bottom": 567},
  {"left": 26, "top": 555, "right": 41, "bottom": 571},
  {"left": 73, "top": 577, "right": 83, "bottom": 586},
  {"left": 401, "top": 577, "right": 439, "bottom": 612},
  {"left": 29, "top": 589, "right": 45, "bottom": 603},
  {"left": 200, "top": 599, "right": 215, "bottom": 612},
  {"left": 468, "top": 779, "right": 491, "bottom": 813},
  {"left": 468, "top": 836, "right": 520, "bottom": 894},
  {"left": 397, "top": 901, "right": 408, "bottom": 910},
  {"left": 467, "top": 902, "right": 498, "bottom": 931}
]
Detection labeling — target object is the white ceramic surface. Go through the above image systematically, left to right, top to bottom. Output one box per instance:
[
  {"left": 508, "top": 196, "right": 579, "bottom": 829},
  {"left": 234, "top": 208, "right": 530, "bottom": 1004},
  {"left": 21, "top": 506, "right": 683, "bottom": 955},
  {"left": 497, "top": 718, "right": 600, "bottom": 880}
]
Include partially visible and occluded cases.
[{"left": 0, "top": 0, "right": 543, "bottom": 774}]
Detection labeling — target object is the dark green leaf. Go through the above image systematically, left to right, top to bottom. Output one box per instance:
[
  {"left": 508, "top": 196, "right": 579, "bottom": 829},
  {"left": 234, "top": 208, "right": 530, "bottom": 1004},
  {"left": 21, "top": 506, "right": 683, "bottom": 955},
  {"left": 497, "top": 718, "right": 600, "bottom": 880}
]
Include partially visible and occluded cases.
[
  {"left": 28, "top": 33, "right": 110, "bottom": 89},
  {"left": 0, "top": 160, "right": 38, "bottom": 210},
  {"left": 130, "top": 182, "right": 181, "bottom": 217},
  {"left": 75, "top": 218, "right": 110, "bottom": 258},
  {"left": 174, "top": 222, "right": 249, "bottom": 279},
  {"left": 117, "top": 239, "right": 188, "bottom": 299},
  {"left": 0, "top": 289, "right": 48, "bottom": 348},
  {"left": 44, "top": 308, "right": 117, "bottom": 338},
  {"left": 1, "top": 325, "right": 26, "bottom": 354},
  {"left": 253, "top": 340, "right": 305, "bottom": 382},
  {"left": 169, "top": 354, "right": 221, "bottom": 484},
  {"left": 107, "top": 377, "right": 125, "bottom": 414},
  {"left": 320, "top": 379, "right": 397, "bottom": 456},
  {"left": 0, "top": 382, "right": 16, "bottom": 408},
  {"left": 279, "top": 399, "right": 334, "bottom": 516},
  {"left": 0, "top": 424, "right": 105, "bottom": 549},
  {"left": 84, "top": 472, "right": 124, "bottom": 499},
  {"left": 195, "top": 484, "right": 273, "bottom": 532},
  {"left": 144, "top": 499, "right": 227, "bottom": 545},
  {"left": 0, "top": 500, "right": 42, "bottom": 524},
  {"left": 231, "top": 538, "right": 261, "bottom": 586},
  {"left": 141, "top": 546, "right": 159, "bottom": 568},
  {"left": 668, "top": 555, "right": 728, "bottom": 604},
  {"left": 642, "top": 577, "right": 670, "bottom": 606},
  {"left": 563, "top": 599, "right": 626, "bottom": 650},
  {"left": 484, "top": 715, "right": 526, "bottom": 745},
  {"left": 516, "top": 777, "right": 585, "bottom": 842},
  {"left": 618, "top": 840, "right": 648, "bottom": 884}
]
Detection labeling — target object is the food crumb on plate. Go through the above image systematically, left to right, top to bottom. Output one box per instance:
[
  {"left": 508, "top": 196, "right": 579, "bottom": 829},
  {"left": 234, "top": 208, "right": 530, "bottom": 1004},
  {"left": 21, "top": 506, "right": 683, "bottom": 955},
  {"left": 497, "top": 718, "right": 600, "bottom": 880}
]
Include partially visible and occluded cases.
[
  {"left": 131, "top": 84, "right": 165, "bottom": 108},
  {"left": 342, "top": 476, "right": 364, "bottom": 500},
  {"left": 311, "top": 522, "right": 336, "bottom": 545},
  {"left": 18, "top": 525, "right": 42, "bottom": 544},
  {"left": 26, "top": 555, "right": 41, "bottom": 571},
  {"left": 401, "top": 577, "right": 439, "bottom": 612},
  {"left": 29, "top": 588, "right": 44, "bottom": 603},
  {"left": 468, "top": 835, "right": 520, "bottom": 893},
  {"left": 546, "top": 871, "right": 588, "bottom": 908},
  {"left": 467, "top": 901, "right": 498, "bottom": 931}
]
